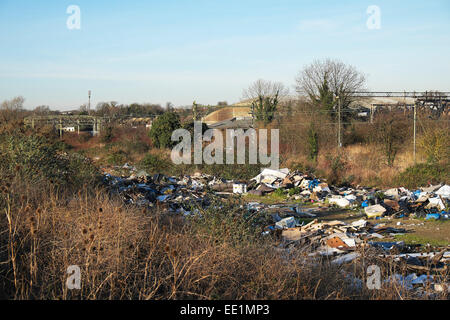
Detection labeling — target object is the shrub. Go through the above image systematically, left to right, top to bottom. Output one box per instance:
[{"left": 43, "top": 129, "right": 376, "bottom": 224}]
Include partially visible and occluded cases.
[
  {"left": 149, "top": 112, "right": 181, "bottom": 148},
  {"left": 373, "top": 113, "right": 408, "bottom": 166},
  {"left": 307, "top": 122, "right": 319, "bottom": 162},
  {"left": 344, "top": 123, "right": 366, "bottom": 145},
  {"left": 100, "top": 126, "right": 114, "bottom": 143},
  {"left": 418, "top": 127, "right": 449, "bottom": 165},
  {"left": 0, "top": 132, "right": 101, "bottom": 190},
  {"left": 0, "top": 133, "right": 69, "bottom": 185},
  {"left": 126, "top": 141, "right": 149, "bottom": 154},
  {"left": 106, "top": 149, "right": 128, "bottom": 165},
  {"left": 65, "top": 152, "right": 102, "bottom": 187},
  {"left": 139, "top": 153, "right": 170, "bottom": 173},
  {"left": 325, "top": 153, "right": 347, "bottom": 186},
  {"left": 290, "top": 162, "right": 316, "bottom": 175},
  {"left": 394, "top": 163, "right": 449, "bottom": 189},
  {"left": 288, "top": 187, "right": 301, "bottom": 196},
  {"left": 273, "top": 188, "right": 285, "bottom": 197},
  {"left": 188, "top": 198, "right": 260, "bottom": 245}
]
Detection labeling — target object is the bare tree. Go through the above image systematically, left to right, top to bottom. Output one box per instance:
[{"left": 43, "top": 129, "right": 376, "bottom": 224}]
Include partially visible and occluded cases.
[
  {"left": 295, "top": 59, "right": 366, "bottom": 118},
  {"left": 243, "top": 79, "right": 288, "bottom": 125},
  {"left": 243, "top": 79, "right": 288, "bottom": 101},
  {"left": 0, "top": 96, "right": 25, "bottom": 123},
  {"left": 1, "top": 96, "right": 25, "bottom": 112},
  {"left": 33, "top": 105, "right": 52, "bottom": 115}
]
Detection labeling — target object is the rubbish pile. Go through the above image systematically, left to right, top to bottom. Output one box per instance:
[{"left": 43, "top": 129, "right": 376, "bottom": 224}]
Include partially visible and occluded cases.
[
  {"left": 102, "top": 164, "right": 449, "bottom": 295},
  {"left": 102, "top": 164, "right": 449, "bottom": 224},
  {"left": 103, "top": 164, "right": 240, "bottom": 215},
  {"left": 246, "top": 168, "right": 449, "bottom": 220},
  {"left": 273, "top": 217, "right": 449, "bottom": 294},
  {"left": 274, "top": 218, "right": 409, "bottom": 256}
]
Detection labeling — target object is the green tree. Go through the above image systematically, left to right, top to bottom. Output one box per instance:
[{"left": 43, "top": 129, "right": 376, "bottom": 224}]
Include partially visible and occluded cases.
[
  {"left": 296, "top": 59, "right": 366, "bottom": 121},
  {"left": 313, "top": 75, "right": 335, "bottom": 116},
  {"left": 243, "top": 79, "right": 288, "bottom": 126},
  {"left": 252, "top": 92, "right": 279, "bottom": 125},
  {"left": 192, "top": 100, "right": 200, "bottom": 121},
  {"left": 149, "top": 111, "right": 181, "bottom": 148},
  {"left": 307, "top": 122, "right": 319, "bottom": 162}
]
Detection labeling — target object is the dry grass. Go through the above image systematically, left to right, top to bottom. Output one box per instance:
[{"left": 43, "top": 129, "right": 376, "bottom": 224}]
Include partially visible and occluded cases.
[
  {"left": 340, "top": 144, "right": 417, "bottom": 187},
  {"left": 1, "top": 181, "right": 448, "bottom": 300}
]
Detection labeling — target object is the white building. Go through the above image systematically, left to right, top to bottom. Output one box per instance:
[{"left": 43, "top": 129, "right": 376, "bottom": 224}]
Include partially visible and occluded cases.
[{"left": 63, "top": 126, "right": 76, "bottom": 132}]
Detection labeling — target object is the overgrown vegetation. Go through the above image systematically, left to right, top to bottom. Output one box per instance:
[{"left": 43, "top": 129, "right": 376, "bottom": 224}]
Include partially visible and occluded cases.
[
  {"left": 0, "top": 91, "right": 448, "bottom": 300},
  {"left": 149, "top": 111, "right": 181, "bottom": 148},
  {"left": 394, "top": 163, "right": 449, "bottom": 189}
]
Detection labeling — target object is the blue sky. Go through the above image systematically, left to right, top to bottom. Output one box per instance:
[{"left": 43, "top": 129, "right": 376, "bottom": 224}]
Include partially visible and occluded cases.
[{"left": 0, "top": 0, "right": 449, "bottom": 110}]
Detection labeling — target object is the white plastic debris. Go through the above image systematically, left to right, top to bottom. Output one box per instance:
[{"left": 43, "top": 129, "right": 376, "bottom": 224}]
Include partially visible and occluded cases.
[
  {"left": 252, "top": 168, "right": 289, "bottom": 183},
  {"left": 435, "top": 185, "right": 450, "bottom": 199},
  {"left": 384, "top": 188, "right": 399, "bottom": 199},
  {"left": 329, "top": 197, "right": 351, "bottom": 208},
  {"left": 426, "top": 197, "right": 446, "bottom": 210},
  {"left": 364, "top": 204, "right": 386, "bottom": 218},
  {"left": 275, "top": 216, "right": 297, "bottom": 229},
  {"left": 351, "top": 219, "right": 368, "bottom": 228},
  {"left": 331, "top": 252, "right": 360, "bottom": 265}
]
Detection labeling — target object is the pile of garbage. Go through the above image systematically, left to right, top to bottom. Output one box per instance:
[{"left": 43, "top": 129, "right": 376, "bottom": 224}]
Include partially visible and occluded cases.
[
  {"left": 102, "top": 164, "right": 449, "bottom": 294},
  {"left": 102, "top": 164, "right": 449, "bottom": 222},
  {"left": 103, "top": 164, "right": 241, "bottom": 215},
  {"left": 246, "top": 168, "right": 450, "bottom": 220},
  {"left": 272, "top": 217, "right": 449, "bottom": 294}
]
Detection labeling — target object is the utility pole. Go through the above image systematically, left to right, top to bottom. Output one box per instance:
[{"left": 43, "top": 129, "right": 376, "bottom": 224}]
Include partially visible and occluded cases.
[
  {"left": 88, "top": 90, "right": 91, "bottom": 116},
  {"left": 413, "top": 91, "right": 417, "bottom": 164},
  {"left": 336, "top": 95, "right": 342, "bottom": 148},
  {"left": 251, "top": 103, "right": 255, "bottom": 128},
  {"left": 59, "top": 117, "right": 63, "bottom": 138}
]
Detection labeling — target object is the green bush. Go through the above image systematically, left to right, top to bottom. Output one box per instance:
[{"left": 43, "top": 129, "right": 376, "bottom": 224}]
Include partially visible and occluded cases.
[
  {"left": 149, "top": 112, "right": 181, "bottom": 148},
  {"left": 307, "top": 123, "right": 319, "bottom": 162},
  {"left": 100, "top": 126, "right": 114, "bottom": 143},
  {"left": 418, "top": 128, "right": 449, "bottom": 165},
  {"left": 0, "top": 132, "right": 101, "bottom": 189},
  {"left": 0, "top": 133, "right": 68, "bottom": 185},
  {"left": 126, "top": 141, "right": 149, "bottom": 154},
  {"left": 106, "top": 149, "right": 128, "bottom": 165},
  {"left": 65, "top": 152, "right": 102, "bottom": 187},
  {"left": 140, "top": 153, "right": 170, "bottom": 173},
  {"left": 325, "top": 153, "right": 347, "bottom": 186},
  {"left": 290, "top": 162, "right": 316, "bottom": 175},
  {"left": 394, "top": 163, "right": 449, "bottom": 189},
  {"left": 288, "top": 187, "right": 301, "bottom": 196},
  {"left": 273, "top": 188, "right": 285, "bottom": 197},
  {"left": 188, "top": 198, "right": 260, "bottom": 246}
]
